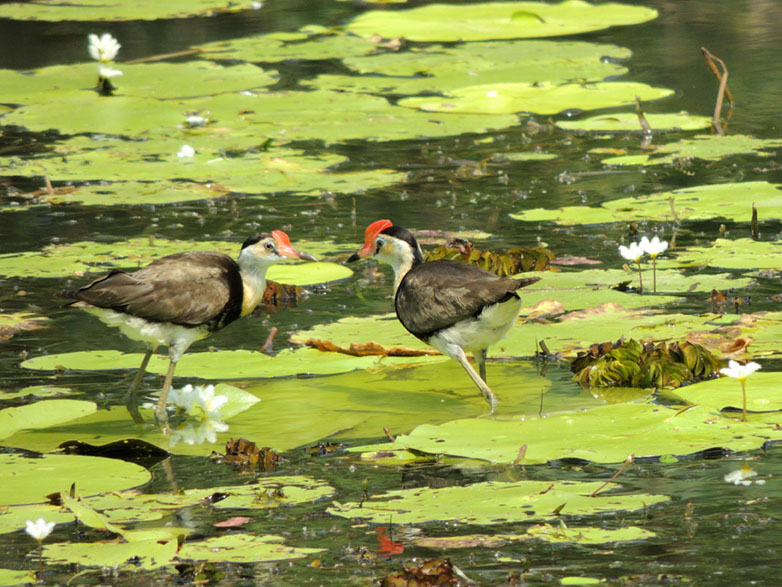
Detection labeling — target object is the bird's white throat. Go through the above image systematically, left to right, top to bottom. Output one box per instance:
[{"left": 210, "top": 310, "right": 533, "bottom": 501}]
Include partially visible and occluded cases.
[
  {"left": 377, "top": 238, "right": 420, "bottom": 293},
  {"left": 238, "top": 248, "right": 275, "bottom": 316}
]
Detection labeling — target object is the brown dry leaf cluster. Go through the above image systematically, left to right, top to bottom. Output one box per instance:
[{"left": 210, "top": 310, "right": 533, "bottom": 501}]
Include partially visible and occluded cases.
[
  {"left": 302, "top": 339, "right": 439, "bottom": 357},
  {"left": 213, "top": 438, "right": 279, "bottom": 472}
]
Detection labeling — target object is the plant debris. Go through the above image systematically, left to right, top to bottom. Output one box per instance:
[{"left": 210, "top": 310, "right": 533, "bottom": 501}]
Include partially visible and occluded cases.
[{"left": 425, "top": 239, "right": 552, "bottom": 276}]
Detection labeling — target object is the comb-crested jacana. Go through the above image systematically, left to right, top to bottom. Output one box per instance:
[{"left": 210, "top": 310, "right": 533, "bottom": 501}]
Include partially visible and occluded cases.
[
  {"left": 348, "top": 219, "right": 539, "bottom": 413},
  {"left": 64, "top": 231, "right": 316, "bottom": 427}
]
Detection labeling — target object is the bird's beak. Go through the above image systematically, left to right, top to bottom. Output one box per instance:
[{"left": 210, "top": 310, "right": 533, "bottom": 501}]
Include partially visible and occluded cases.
[
  {"left": 272, "top": 230, "right": 318, "bottom": 262},
  {"left": 347, "top": 242, "right": 373, "bottom": 263}
]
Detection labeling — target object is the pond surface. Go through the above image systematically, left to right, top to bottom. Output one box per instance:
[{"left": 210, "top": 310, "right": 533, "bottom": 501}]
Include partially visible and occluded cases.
[{"left": 1, "top": 0, "right": 782, "bottom": 584}]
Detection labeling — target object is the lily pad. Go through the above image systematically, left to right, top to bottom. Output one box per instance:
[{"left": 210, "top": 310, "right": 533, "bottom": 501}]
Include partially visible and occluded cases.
[
  {"left": 0, "top": 0, "right": 247, "bottom": 21},
  {"left": 346, "top": 1, "right": 659, "bottom": 42},
  {"left": 198, "top": 30, "right": 379, "bottom": 62},
  {"left": 309, "top": 40, "right": 631, "bottom": 95},
  {"left": 398, "top": 81, "right": 674, "bottom": 116},
  {"left": 556, "top": 111, "right": 712, "bottom": 132},
  {"left": 602, "top": 134, "right": 782, "bottom": 166},
  {"left": 510, "top": 181, "right": 782, "bottom": 225},
  {"left": 38, "top": 182, "right": 231, "bottom": 207},
  {"left": 0, "top": 237, "right": 349, "bottom": 283},
  {"left": 669, "top": 238, "right": 782, "bottom": 270},
  {"left": 671, "top": 372, "right": 781, "bottom": 414},
  {"left": 0, "top": 385, "right": 72, "bottom": 400},
  {"left": 0, "top": 399, "right": 97, "bottom": 441},
  {"left": 362, "top": 402, "right": 782, "bottom": 464},
  {"left": 0, "top": 453, "right": 151, "bottom": 506},
  {"left": 328, "top": 478, "right": 669, "bottom": 525},
  {"left": 178, "top": 533, "right": 323, "bottom": 563},
  {"left": 42, "top": 539, "right": 177, "bottom": 571},
  {"left": 0, "top": 569, "right": 34, "bottom": 585}
]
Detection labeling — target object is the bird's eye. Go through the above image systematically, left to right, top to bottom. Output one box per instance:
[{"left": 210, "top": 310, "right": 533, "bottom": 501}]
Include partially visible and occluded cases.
[
  {"left": 375, "top": 237, "right": 385, "bottom": 253},
  {"left": 264, "top": 241, "right": 274, "bottom": 251}
]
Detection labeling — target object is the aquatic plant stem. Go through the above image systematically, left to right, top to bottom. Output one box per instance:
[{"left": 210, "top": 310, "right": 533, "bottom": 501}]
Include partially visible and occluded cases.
[
  {"left": 652, "top": 257, "right": 657, "bottom": 293},
  {"left": 636, "top": 259, "right": 644, "bottom": 294},
  {"left": 741, "top": 379, "right": 747, "bottom": 422}
]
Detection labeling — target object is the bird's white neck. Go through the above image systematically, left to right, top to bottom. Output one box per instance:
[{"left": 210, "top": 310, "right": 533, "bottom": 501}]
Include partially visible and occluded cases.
[
  {"left": 377, "top": 238, "right": 422, "bottom": 294},
  {"left": 237, "top": 249, "right": 275, "bottom": 316}
]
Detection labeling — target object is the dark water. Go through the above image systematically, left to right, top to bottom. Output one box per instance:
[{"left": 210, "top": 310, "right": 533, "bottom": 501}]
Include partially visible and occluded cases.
[{"left": 2, "top": 0, "right": 782, "bottom": 584}]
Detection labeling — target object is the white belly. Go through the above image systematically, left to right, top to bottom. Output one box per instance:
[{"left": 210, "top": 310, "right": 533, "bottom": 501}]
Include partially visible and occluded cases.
[
  {"left": 429, "top": 296, "right": 522, "bottom": 354},
  {"left": 83, "top": 306, "right": 209, "bottom": 362}
]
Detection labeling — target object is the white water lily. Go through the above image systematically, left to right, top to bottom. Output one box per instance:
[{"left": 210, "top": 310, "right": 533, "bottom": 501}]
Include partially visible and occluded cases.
[
  {"left": 88, "top": 33, "right": 121, "bottom": 62},
  {"left": 98, "top": 64, "right": 123, "bottom": 79},
  {"left": 185, "top": 114, "right": 207, "bottom": 127},
  {"left": 177, "top": 144, "right": 195, "bottom": 158},
  {"left": 641, "top": 235, "right": 668, "bottom": 258},
  {"left": 640, "top": 236, "right": 668, "bottom": 293},
  {"left": 618, "top": 241, "right": 645, "bottom": 293},
  {"left": 618, "top": 241, "right": 644, "bottom": 262},
  {"left": 719, "top": 360, "right": 761, "bottom": 422},
  {"left": 720, "top": 360, "right": 761, "bottom": 381},
  {"left": 167, "top": 384, "right": 198, "bottom": 412},
  {"left": 195, "top": 384, "right": 228, "bottom": 420},
  {"left": 724, "top": 465, "right": 765, "bottom": 486},
  {"left": 25, "top": 518, "right": 55, "bottom": 542}
]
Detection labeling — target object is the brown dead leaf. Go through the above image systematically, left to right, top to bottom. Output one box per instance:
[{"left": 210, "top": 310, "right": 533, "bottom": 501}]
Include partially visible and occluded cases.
[{"left": 302, "top": 339, "right": 439, "bottom": 357}]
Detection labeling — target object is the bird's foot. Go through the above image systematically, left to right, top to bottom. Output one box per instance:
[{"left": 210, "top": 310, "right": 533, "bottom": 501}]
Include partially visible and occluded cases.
[{"left": 124, "top": 392, "right": 145, "bottom": 425}]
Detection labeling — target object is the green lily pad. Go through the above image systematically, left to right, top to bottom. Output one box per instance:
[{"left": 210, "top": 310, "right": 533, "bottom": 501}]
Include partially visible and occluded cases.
[
  {"left": 0, "top": 0, "right": 247, "bottom": 21},
  {"left": 346, "top": 1, "right": 658, "bottom": 42},
  {"left": 198, "top": 30, "right": 379, "bottom": 62},
  {"left": 309, "top": 40, "right": 631, "bottom": 95},
  {"left": 398, "top": 81, "right": 674, "bottom": 115},
  {"left": 556, "top": 111, "right": 712, "bottom": 132},
  {"left": 2, "top": 134, "right": 405, "bottom": 197},
  {"left": 602, "top": 134, "right": 782, "bottom": 166},
  {"left": 510, "top": 181, "right": 782, "bottom": 225},
  {"left": 40, "top": 182, "right": 231, "bottom": 207},
  {"left": 0, "top": 237, "right": 348, "bottom": 283},
  {"left": 669, "top": 238, "right": 782, "bottom": 270},
  {"left": 20, "top": 348, "right": 438, "bottom": 380},
  {"left": 9, "top": 361, "right": 564, "bottom": 455},
  {"left": 671, "top": 372, "right": 780, "bottom": 414},
  {"left": 0, "top": 385, "right": 72, "bottom": 400},
  {"left": 0, "top": 399, "right": 97, "bottom": 441},
  {"left": 363, "top": 402, "right": 782, "bottom": 464},
  {"left": 0, "top": 453, "right": 150, "bottom": 506},
  {"left": 328, "top": 478, "right": 668, "bottom": 525},
  {"left": 0, "top": 503, "right": 75, "bottom": 536},
  {"left": 525, "top": 523, "right": 655, "bottom": 544},
  {"left": 178, "top": 533, "right": 323, "bottom": 563},
  {"left": 42, "top": 539, "right": 177, "bottom": 570},
  {"left": 0, "top": 569, "right": 35, "bottom": 586}
]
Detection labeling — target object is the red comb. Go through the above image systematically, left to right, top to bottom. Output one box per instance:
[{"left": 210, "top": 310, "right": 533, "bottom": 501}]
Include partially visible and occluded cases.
[
  {"left": 364, "top": 219, "right": 393, "bottom": 245},
  {"left": 271, "top": 230, "right": 291, "bottom": 245}
]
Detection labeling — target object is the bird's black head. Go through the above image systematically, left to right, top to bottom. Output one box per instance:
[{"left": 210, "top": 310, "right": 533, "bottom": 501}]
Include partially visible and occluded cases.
[
  {"left": 348, "top": 219, "right": 424, "bottom": 265},
  {"left": 241, "top": 233, "right": 271, "bottom": 250}
]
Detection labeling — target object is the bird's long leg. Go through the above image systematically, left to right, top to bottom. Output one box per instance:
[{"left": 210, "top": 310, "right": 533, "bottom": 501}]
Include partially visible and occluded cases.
[
  {"left": 446, "top": 343, "right": 497, "bottom": 415},
  {"left": 125, "top": 346, "right": 156, "bottom": 425},
  {"left": 476, "top": 348, "right": 488, "bottom": 383},
  {"left": 155, "top": 359, "right": 178, "bottom": 429}
]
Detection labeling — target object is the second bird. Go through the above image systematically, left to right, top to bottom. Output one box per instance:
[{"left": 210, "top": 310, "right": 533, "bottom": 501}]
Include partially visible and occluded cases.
[{"left": 348, "top": 219, "right": 540, "bottom": 414}]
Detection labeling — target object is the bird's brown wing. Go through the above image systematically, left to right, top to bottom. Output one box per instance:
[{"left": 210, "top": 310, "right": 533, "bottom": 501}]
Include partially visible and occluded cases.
[
  {"left": 69, "top": 252, "right": 242, "bottom": 327},
  {"left": 395, "top": 260, "right": 539, "bottom": 337}
]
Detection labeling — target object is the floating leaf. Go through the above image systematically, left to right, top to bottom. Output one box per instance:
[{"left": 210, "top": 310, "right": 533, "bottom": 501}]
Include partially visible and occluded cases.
[
  {"left": 0, "top": 0, "right": 248, "bottom": 21},
  {"left": 346, "top": 1, "right": 658, "bottom": 42},
  {"left": 399, "top": 81, "right": 673, "bottom": 116},
  {"left": 556, "top": 111, "right": 711, "bottom": 132},
  {"left": 602, "top": 134, "right": 782, "bottom": 166},
  {"left": 510, "top": 181, "right": 782, "bottom": 225},
  {"left": 0, "top": 400, "right": 97, "bottom": 441},
  {"left": 363, "top": 402, "right": 782, "bottom": 464},
  {"left": 0, "top": 453, "right": 150, "bottom": 507},
  {"left": 328, "top": 479, "right": 668, "bottom": 525},
  {"left": 178, "top": 533, "right": 323, "bottom": 563},
  {"left": 42, "top": 539, "right": 177, "bottom": 571}
]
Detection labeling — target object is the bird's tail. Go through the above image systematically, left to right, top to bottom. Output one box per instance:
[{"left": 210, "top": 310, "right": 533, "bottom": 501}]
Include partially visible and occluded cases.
[{"left": 514, "top": 276, "right": 541, "bottom": 290}]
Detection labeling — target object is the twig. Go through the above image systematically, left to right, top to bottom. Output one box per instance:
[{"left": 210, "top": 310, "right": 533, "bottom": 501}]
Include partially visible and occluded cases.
[
  {"left": 701, "top": 47, "right": 733, "bottom": 134},
  {"left": 123, "top": 49, "right": 201, "bottom": 64},
  {"left": 635, "top": 96, "right": 653, "bottom": 148},
  {"left": 751, "top": 203, "right": 759, "bottom": 240},
  {"left": 259, "top": 327, "right": 278, "bottom": 353},
  {"left": 590, "top": 455, "right": 634, "bottom": 497}
]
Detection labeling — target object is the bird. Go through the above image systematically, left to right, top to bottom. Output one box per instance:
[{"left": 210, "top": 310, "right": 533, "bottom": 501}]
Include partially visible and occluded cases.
[
  {"left": 348, "top": 219, "right": 540, "bottom": 414},
  {"left": 63, "top": 231, "right": 316, "bottom": 427}
]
